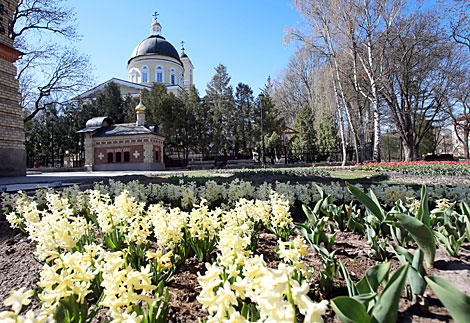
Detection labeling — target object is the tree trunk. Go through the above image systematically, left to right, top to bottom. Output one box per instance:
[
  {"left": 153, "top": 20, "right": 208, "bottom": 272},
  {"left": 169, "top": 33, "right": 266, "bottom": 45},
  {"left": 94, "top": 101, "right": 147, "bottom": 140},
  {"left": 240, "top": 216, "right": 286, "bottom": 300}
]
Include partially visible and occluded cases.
[
  {"left": 331, "top": 78, "right": 347, "bottom": 166},
  {"left": 372, "top": 94, "right": 381, "bottom": 162},
  {"left": 402, "top": 130, "right": 414, "bottom": 161},
  {"left": 464, "top": 130, "right": 469, "bottom": 160},
  {"left": 403, "top": 141, "right": 412, "bottom": 161}
]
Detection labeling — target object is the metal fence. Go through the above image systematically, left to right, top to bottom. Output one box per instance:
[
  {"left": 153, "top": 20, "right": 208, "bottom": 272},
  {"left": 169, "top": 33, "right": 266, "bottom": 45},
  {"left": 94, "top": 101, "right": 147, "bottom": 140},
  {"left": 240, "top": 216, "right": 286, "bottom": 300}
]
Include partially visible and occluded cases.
[{"left": 27, "top": 156, "right": 84, "bottom": 168}]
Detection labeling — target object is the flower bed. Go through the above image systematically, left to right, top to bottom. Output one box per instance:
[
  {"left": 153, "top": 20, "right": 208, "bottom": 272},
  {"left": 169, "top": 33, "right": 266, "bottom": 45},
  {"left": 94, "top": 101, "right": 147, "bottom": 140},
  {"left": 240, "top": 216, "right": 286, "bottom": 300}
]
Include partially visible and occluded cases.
[
  {"left": 356, "top": 160, "right": 470, "bottom": 176},
  {"left": 1, "top": 180, "right": 469, "bottom": 322}
]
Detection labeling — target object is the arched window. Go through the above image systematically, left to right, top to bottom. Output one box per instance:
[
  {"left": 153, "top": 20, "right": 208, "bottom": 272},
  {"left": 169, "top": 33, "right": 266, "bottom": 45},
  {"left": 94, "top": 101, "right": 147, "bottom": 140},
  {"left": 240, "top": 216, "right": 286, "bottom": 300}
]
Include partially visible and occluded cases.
[
  {"left": 141, "top": 65, "right": 149, "bottom": 83},
  {"left": 155, "top": 66, "right": 164, "bottom": 83},
  {"left": 170, "top": 68, "right": 176, "bottom": 85},
  {"left": 130, "top": 70, "right": 137, "bottom": 83},
  {"left": 190, "top": 70, "right": 193, "bottom": 85},
  {"left": 180, "top": 73, "right": 184, "bottom": 87}
]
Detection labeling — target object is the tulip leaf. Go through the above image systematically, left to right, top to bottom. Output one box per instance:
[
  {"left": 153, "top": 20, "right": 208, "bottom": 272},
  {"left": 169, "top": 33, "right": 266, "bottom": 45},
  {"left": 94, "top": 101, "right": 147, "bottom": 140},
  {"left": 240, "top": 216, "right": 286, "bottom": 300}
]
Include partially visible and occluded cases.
[
  {"left": 348, "top": 185, "right": 384, "bottom": 221},
  {"left": 417, "top": 186, "right": 430, "bottom": 227},
  {"left": 460, "top": 201, "right": 470, "bottom": 239},
  {"left": 302, "top": 204, "right": 317, "bottom": 224},
  {"left": 396, "top": 214, "right": 435, "bottom": 267},
  {"left": 394, "top": 246, "right": 427, "bottom": 299},
  {"left": 410, "top": 249, "right": 427, "bottom": 297},
  {"left": 339, "top": 259, "right": 357, "bottom": 297},
  {"left": 365, "top": 262, "right": 390, "bottom": 293},
  {"left": 371, "top": 264, "right": 409, "bottom": 323},
  {"left": 425, "top": 276, "right": 470, "bottom": 323},
  {"left": 331, "top": 296, "right": 371, "bottom": 323}
]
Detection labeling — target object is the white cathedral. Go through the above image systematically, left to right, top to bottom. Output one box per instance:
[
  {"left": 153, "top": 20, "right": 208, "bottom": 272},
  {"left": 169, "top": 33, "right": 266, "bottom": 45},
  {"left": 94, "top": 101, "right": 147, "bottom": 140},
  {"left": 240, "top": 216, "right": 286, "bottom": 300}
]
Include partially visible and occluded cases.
[{"left": 76, "top": 14, "right": 194, "bottom": 99}]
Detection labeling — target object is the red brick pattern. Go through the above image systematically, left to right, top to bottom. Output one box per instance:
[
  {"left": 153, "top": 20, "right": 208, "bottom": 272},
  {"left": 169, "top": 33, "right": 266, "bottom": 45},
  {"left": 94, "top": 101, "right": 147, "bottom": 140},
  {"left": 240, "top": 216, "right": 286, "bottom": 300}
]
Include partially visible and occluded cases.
[
  {"left": 94, "top": 145, "right": 144, "bottom": 165},
  {"left": 154, "top": 145, "right": 162, "bottom": 162}
]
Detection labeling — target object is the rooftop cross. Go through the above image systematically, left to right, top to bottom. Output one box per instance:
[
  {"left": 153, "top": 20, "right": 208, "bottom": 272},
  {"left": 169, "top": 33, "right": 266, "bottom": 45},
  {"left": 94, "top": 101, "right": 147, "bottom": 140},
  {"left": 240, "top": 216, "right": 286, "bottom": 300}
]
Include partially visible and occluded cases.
[
  {"left": 150, "top": 12, "right": 162, "bottom": 35},
  {"left": 181, "top": 40, "right": 185, "bottom": 51}
]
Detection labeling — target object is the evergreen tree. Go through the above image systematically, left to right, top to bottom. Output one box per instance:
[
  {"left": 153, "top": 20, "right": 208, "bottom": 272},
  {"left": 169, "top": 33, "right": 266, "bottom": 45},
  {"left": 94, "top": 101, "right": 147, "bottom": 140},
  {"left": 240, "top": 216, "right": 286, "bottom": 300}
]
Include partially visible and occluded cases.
[
  {"left": 205, "top": 64, "right": 236, "bottom": 155},
  {"left": 95, "top": 82, "right": 126, "bottom": 123},
  {"left": 143, "top": 83, "right": 193, "bottom": 160},
  {"left": 144, "top": 83, "right": 169, "bottom": 126},
  {"left": 234, "top": 83, "right": 255, "bottom": 156},
  {"left": 182, "top": 86, "right": 211, "bottom": 158},
  {"left": 252, "top": 93, "right": 283, "bottom": 158},
  {"left": 124, "top": 95, "right": 138, "bottom": 123},
  {"left": 313, "top": 104, "right": 338, "bottom": 154},
  {"left": 292, "top": 105, "right": 316, "bottom": 151}
]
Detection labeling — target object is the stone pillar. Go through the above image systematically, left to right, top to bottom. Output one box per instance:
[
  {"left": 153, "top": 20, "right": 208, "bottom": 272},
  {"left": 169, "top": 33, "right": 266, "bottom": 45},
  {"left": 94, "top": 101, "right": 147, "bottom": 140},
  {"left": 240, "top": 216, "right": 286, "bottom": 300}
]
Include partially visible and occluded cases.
[
  {"left": 0, "top": 0, "right": 25, "bottom": 176},
  {"left": 136, "top": 110, "right": 145, "bottom": 126},
  {"left": 84, "top": 133, "right": 94, "bottom": 171},
  {"left": 143, "top": 143, "right": 153, "bottom": 163}
]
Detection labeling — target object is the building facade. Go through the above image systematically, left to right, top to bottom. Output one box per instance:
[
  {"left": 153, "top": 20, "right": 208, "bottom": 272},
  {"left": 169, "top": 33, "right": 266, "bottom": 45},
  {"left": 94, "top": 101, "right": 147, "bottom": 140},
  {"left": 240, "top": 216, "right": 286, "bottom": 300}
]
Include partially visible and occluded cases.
[
  {"left": 0, "top": 0, "right": 25, "bottom": 176},
  {"left": 76, "top": 15, "right": 194, "bottom": 100},
  {"left": 78, "top": 101, "right": 165, "bottom": 171},
  {"left": 451, "top": 115, "right": 470, "bottom": 157}
]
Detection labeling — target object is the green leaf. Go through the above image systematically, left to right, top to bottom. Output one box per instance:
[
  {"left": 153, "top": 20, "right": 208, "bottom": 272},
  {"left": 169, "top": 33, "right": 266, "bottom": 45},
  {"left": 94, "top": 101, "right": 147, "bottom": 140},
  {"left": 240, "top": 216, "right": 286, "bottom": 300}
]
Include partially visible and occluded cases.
[
  {"left": 315, "top": 184, "right": 325, "bottom": 198},
  {"left": 348, "top": 185, "right": 384, "bottom": 221},
  {"left": 417, "top": 186, "right": 430, "bottom": 227},
  {"left": 460, "top": 201, "right": 470, "bottom": 239},
  {"left": 302, "top": 204, "right": 317, "bottom": 224},
  {"left": 396, "top": 214, "right": 436, "bottom": 267},
  {"left": 104, "top": 236, "right": 116, "bottom": 250},
  {"left": 393, "top": 245, "right": 413, "bottom": 265},
  {"left": 393, "top": 246, "right": 427, "bottom": 298},
  {"left": 410, "top": 249, "right": 427, "bottom": 297},
  {"left": 339, "top": 259, "right": 357, "bottom": 297},
  {"left": 365, "top": 262, "right": 391, "bottom": 293},
  {"left": 371, "top": 264, "right": 409, "bottom": 323},
  {"left": 425, "top": 276, "right": 470, "bottom": 323},
  {"left": 356, "top": 277, "right": 374, "bottom": 295},
  {"left": 331, "top": 296, "right": 371, "bottom": 323},
  {"left": 53, "top": 305, "right": 66, "bottom": 323}
]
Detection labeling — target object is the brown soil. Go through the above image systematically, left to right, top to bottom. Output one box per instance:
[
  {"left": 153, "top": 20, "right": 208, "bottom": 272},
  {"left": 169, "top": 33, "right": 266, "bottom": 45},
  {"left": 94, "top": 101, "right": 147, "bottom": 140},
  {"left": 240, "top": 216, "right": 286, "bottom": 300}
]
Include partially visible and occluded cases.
[{"left": 1, "top": 218, "right": 469, "bottom": 322}]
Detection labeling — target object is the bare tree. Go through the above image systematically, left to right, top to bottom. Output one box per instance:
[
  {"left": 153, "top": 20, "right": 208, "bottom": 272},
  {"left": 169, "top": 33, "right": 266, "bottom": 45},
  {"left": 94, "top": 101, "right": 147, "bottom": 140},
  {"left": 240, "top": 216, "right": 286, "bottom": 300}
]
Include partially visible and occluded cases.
[
  {"left": 8, "top": 0, "right": 92, "bottom": 123},
  {"left": 9, "top": 0, "right": 78, "bottom": 45},
  {"left": 287, "top": 0, "right": 363, "bottom": 165},
  {"left": 339, "top": 0, "right": 405, "bottom": 161},
  {"left": 439, "top": 0, "right": 470, "bottom": 52},
  {"left": 380, "top": 12, "right": 464, "bottom": 160},
  {"left": 272, "top": 47, "right": 324, "bottom": 125},
  {"left": 22, "top": 48, "right": 92, "bottom": 123},
  {"left": 446, "top": 68, "right": 470, "bottom": 159}
]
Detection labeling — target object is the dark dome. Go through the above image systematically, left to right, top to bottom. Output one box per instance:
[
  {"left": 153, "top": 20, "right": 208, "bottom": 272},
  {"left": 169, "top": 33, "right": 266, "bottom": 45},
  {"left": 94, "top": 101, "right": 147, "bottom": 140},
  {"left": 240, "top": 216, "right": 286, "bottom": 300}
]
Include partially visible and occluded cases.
[{"left": 129, "top": 35, "right": 181, "bottom": 64}]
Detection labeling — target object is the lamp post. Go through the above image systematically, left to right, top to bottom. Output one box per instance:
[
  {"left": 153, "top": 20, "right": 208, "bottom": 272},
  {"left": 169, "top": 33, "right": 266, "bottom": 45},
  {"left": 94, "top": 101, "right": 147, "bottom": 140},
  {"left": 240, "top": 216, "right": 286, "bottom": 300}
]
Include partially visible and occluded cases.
[
  {"left": 259, "top": 93, "right": 266, "bottom": 168},
  {"left": 45, "top": 103, "right": 58, "bottom": 167},
  {"left": 383, "top": 125, "right": 391, "bottom": 162}
]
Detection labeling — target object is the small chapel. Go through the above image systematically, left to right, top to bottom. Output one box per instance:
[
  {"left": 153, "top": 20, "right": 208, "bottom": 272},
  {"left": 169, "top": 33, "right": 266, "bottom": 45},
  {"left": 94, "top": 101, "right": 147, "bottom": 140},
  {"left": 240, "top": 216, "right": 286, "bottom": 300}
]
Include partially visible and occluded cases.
[
  {"left": 76, "top": 13, "right": 194, "bottom": 99},
  {"left": 78, "top": 99, "right": 165, "bottom": 171}
]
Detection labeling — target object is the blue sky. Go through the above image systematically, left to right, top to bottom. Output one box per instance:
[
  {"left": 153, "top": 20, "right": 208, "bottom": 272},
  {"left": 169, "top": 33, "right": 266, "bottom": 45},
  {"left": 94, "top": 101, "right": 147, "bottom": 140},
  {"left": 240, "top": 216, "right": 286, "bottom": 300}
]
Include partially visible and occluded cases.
[{"left": 72, "top": 0, "right": 301, "bottom": 97}]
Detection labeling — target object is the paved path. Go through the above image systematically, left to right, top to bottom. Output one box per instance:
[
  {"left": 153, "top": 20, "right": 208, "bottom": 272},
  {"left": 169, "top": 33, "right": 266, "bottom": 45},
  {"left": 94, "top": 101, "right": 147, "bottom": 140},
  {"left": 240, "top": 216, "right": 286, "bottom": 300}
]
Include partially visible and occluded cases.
[{"left": 0, "top": 170, "right": 194, "bottom": 192}]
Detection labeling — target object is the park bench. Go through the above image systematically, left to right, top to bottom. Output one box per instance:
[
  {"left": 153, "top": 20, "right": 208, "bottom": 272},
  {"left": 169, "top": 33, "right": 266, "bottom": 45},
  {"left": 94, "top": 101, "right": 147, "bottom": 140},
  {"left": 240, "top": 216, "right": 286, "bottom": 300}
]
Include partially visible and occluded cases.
[
  {"left": 226, "top": 159, "right": 256, "bottom": 169},
  {"left": 187, "top": 160, "right": 216, "bottom": 170}
]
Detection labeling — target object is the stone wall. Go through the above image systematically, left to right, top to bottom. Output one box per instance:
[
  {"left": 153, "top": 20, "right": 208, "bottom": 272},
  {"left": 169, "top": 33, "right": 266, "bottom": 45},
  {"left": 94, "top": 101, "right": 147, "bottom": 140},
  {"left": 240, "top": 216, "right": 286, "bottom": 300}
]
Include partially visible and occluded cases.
[{"left": 0, "top": 0, "right": 25, "bottom": 176}]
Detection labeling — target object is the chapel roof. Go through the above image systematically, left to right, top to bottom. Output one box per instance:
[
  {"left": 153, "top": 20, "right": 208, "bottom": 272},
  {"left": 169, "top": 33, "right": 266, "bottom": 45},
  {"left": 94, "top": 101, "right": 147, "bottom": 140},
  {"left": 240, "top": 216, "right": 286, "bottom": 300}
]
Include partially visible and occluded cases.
[
  {"left": 77, "top": 116, "right": 113, "bottom": 133},
  {"left": 92, "top": 124, "right": 163, "bottom": 138}
]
